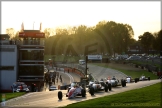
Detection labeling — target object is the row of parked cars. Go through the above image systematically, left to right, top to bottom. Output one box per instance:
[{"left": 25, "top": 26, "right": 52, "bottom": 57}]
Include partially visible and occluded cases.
[{"left": 110, "top": 54, "right": 160, "bottom": 61}]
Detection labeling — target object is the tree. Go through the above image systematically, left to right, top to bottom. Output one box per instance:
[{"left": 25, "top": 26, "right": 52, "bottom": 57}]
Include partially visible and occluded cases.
[
  {"left": 45, "top": 20, "right": 135, "bottom": 57},
  {"left": 6, "top": 28, "right": 15, "bottom": 39},
  {"left": 44, "top": 28, "right": 55, "bottom": 38},
  {"left": 55, "top": 28, "right": 69, "bottom": 36},
  {"left": 156, "top": 30, "right": 162, "bottom": 51},
  {"left": 13, "top": 31, "right": 20, "bottom": 40},
  {"left": 138, "top": 32, "right": 154, "bottom": 54},
  {"left": 152, "top": 32, "right": 158, "bottom": 51}
]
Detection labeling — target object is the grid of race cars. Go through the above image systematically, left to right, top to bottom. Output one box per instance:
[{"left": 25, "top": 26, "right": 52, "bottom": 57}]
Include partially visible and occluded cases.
[
  {"left": 11, "top": 74, "right": 150, "bottom": 100},
  {"left": 58, "top": 75, "right": 150, "bottom": 100}
]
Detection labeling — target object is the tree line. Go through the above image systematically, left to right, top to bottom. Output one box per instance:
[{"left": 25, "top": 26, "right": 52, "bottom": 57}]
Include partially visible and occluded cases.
[{"left": 5, "top": 20, "right": 162, "bottom": 56}]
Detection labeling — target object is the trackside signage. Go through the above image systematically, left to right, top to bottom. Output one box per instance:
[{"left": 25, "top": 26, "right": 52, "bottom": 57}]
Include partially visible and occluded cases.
[
  {"left": 19, "top": 32, "right": 45, "bottom": 38},
  {"left": 88, "top": 55, "right": 102, "bottom": 60}
]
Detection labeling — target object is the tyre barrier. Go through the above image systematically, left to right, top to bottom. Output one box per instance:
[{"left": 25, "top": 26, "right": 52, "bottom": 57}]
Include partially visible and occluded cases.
[
  {"left": 64, "top": 68, "right": 85, "bottom": 77},
  {"left": 58, "top": 91, "right": 63, "bottom": 100}
]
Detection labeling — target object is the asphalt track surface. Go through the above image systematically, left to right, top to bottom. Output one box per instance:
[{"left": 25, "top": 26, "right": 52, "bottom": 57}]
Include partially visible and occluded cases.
[
  {"left": 87, "top": 64, "right": 128, "bottom": 81},
  {"left": 1, "top": 65, "right": 161, "bottom": 108},
  {"left": 42, "top": 66, "right": 81, "bottom": 92}
]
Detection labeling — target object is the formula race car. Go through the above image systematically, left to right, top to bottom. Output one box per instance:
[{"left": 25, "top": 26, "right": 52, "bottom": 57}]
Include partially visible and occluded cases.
[
  {"left": 139, "top": 75, "right": 150, "bottom": 81},
  {"left": 106, "top": 76, "right": 127, "bottom": 87},
  {"left": 107, "top": 76, "right": 122, "bottom": 87},
  {"left": 126, "top": 76, "right": 135, "bottom": 83},
  {"left": 88, "top": 79, "right": 110, "bottom": 95},
  {"left": 66, "top": 82, "right": 86, "bottom": 99}
]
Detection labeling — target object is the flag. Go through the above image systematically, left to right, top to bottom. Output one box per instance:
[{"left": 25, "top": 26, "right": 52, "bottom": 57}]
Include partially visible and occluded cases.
[
  {"left": 21, "top": 22, "right": 24, "bottom": 32},
  {"left": 40, "top": 22, "right": 42, "bottom": 31}
]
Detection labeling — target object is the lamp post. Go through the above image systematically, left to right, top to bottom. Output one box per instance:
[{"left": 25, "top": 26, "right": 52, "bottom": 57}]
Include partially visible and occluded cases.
[
  {"left": 160, "top": 51, "right": 162, "bottom": 78},
  {"left": 85, "top": 55, "right": 89, "bottom": 84},
  {"left": 85, "top": 55, "right": 88, "bottom": 78},
  {"left": 52, "top": 56, "right": 55, "bottom": 69}
]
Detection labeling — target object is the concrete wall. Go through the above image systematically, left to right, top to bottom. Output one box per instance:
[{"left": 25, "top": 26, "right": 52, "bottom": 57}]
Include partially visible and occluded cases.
[{"left": 0, "top": 45, "right": 18, "bottom": 92}]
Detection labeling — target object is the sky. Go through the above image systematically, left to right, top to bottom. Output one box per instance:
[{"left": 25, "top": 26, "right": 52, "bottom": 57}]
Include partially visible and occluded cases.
[{"left": 1, "top": 1, "right": 161, "bottom": 40}]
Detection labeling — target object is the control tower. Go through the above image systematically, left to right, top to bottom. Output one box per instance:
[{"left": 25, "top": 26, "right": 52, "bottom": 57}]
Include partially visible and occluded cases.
[{"left": 18, "top": 23, "right": 45, "bottom": 90}]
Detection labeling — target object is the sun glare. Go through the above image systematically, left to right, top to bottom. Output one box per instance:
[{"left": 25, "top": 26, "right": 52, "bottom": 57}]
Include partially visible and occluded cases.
[{"left": 1, "top": 1, "right": 161, "bottom": 40}]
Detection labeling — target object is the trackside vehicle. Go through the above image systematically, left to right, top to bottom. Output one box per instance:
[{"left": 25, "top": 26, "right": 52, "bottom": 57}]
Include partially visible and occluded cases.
[{"left": 79, "top": 60, "right": 85, "bottom": 65}]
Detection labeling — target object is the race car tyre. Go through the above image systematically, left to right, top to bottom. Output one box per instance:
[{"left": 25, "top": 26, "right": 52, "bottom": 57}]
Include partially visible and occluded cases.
[
  {"left": 148, "top": 77, "right": 150, "bottom": 81},
  {"left": 134, "top": 78, "right": 136, "bottom": 83},
  {"left": 135, "top": 78, "right": 137, "bottom": 83},
  {"left": 137, "top": 78, "right": 139, "bottom": 82},
  {"left": 122, "top": 80, "right": 126, "bottom": 87},
  {"left": 123, "top": 80, "right": 126, "bottom": 87},
  {"left": 122, "top": 81, "right": 124, "bottom": 87},
  {"left": 101, "top": 82, "right": 105, "bottom": 87},
  {"left": 104, "top": 84, "right": 108, "bottom": 92},
  {"left": 108, "top": 84, "right": 111, "bottom": 91},
  {"left": 89, "top": 87, "right": 94, "bottom": 96},
  {"left": 81, "top": 89, "right": 86, "bottom": 97},
  {"left": 58, "top": 91, "right": 63, "bottom": 100},
  {"left": 66, "top": 94, "right": 68, "bottom": 97}
]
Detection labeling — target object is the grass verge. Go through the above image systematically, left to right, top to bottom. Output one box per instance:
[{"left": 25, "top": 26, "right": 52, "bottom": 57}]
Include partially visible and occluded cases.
[
  {"left": 94, "top": 63, "right": 158, "bottom": 80},
  {"left": 63, "top": 82, "right": 161, "bottom": 108},
  {"left": 0, "top": 92, "right": 26, "bottom": 102}
]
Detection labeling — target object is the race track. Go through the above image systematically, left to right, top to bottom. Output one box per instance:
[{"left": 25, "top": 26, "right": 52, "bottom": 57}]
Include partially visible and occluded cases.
[{"left": 1, "top": 64, "right": 161, "bottom": 108}]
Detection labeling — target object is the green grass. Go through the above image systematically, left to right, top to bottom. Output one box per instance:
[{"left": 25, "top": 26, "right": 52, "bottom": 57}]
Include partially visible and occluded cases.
[
  {"left": 131, "top": 61, "right": 161, "bottom": 70},
  {"left": 94, "top": 63, "right": 158, "bottom": 80},
  {"left": 63, "top": 82, "right": 161, "bottom": 108},
  {"left": 0, "top": 92, "right": 26, "bottom": 102}
]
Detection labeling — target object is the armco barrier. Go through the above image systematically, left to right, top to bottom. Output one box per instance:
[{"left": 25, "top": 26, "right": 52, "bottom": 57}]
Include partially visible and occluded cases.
[{"left": 64, "top": 67, "right": 85, "bottom": 77}]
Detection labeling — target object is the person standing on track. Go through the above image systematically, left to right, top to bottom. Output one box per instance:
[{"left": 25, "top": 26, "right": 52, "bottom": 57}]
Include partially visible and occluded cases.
[
  {"left": 60, "top": 75, "right": 62, "bottom": 83},
  {"left": 56, "top": 77, "right": 58, "bottom": 83}
]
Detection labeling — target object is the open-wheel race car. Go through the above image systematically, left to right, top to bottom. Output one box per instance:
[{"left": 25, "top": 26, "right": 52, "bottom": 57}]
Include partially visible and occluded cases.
[
  {"left": 139, "top": 75, "right": 150, "bottom": 81},
  {"left": 106, "top": 76, "right": 127, "bottom": 87},
  {"left": 107, "top": 76, "right": 123, "bottom": 87},
  {"left": 125, "top": 76, "right": 135, "bottom": 83},
  {"left": 125, "top": 76, "right": 141, "bottom": 83},
  {"left": 88, "top": 79, "right": 111, "bottom": 96},
  {"left": 66, "top": 82, "right": 86, "bottom": 99}
]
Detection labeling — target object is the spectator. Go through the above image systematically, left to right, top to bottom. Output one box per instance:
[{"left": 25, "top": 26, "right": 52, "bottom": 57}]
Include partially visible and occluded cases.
[
  {"left": 60, "top": 75, "right": 62, "bottom": 79},
  {"left": 60, "top": 76, "right": 62, "bottom": 83},
  {"left": 52, "top": 77, "right": 55, "bottom": 85},
  {"left": 56, "top": 78, "right": 58, "bottom": 83},
  {"left": 49, "top": 82, "right": 52, "bottom": 86},
  {"left": 31, "top": 83, "right": 35, "bottom": 92},
  {"left": 21, "top": 84, "right": 24, "bottom": 91}
]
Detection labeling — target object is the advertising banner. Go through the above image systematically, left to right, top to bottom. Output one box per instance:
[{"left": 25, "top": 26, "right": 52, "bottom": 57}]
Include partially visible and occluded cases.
[
  {"left": 19, "top": 32, "right": 45, "bottom": 38},
  {"left": 88, "top": 55, "right": 102, "bottom": 60}
]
